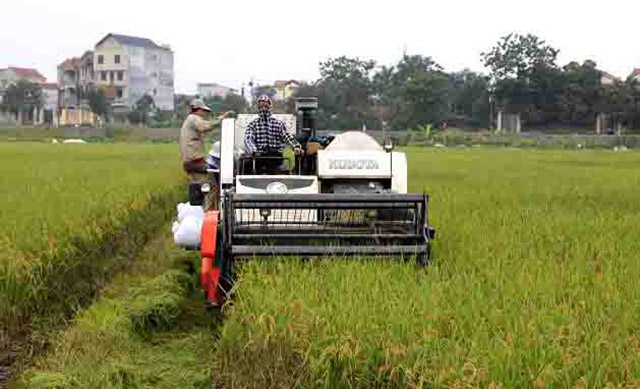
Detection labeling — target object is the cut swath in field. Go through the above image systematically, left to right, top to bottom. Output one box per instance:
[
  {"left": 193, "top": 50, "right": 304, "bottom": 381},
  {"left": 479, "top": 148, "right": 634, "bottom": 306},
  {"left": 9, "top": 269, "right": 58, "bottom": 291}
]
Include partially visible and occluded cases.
[
  {"left": 0, "top": 143, "right": 185, "bottom": 384},
  {"left": 212, "top": 148, "right": 640, "bottom": 388},
  {"left": 17, "top": 234, "right": 215, "bottom": 389}
]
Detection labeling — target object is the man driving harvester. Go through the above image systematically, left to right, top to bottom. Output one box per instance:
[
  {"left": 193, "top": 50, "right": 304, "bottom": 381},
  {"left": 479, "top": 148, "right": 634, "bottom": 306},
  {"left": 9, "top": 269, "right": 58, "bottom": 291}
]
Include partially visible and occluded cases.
[
  {"left": 244, "top": 95, "right": 303, "bottom": 172},
  {"left": 179, "top": 98, "right": 234, "bottom": 210}
]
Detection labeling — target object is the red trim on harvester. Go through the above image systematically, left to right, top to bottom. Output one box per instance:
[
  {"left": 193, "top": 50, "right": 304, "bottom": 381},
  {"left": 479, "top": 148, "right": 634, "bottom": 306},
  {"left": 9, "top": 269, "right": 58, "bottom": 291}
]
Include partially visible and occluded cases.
[{"left": 200, "top": 211, "right": 221, "bottom": 304}]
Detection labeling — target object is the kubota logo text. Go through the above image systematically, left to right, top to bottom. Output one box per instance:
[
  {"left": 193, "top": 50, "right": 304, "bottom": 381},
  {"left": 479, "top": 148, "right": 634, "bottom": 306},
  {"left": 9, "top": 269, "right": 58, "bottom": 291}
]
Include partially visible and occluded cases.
[{"left": 329, "top": 159, "right": 380, "bottom": 170}]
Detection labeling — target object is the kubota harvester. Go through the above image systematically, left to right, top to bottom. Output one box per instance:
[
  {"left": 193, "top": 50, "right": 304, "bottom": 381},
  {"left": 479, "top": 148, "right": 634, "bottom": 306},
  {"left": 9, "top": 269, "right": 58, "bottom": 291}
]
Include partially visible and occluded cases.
[{"left": 175, "top": 98, "right": 435, "bottom": 307}]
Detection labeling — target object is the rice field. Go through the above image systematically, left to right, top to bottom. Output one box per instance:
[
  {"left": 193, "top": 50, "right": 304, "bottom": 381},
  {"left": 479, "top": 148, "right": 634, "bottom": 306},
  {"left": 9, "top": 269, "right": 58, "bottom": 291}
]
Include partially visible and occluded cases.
[
  {"left": 0, "top": 142, "right": 185, "bottom": 347},
  {"left": 0, "top": 142, "right": 183, "bottom": 254},
  {"left": 3, "top": 142, "right": 640, "bottom": 388},
  {"left": 212, "top": 147, "right": 640, "bottom": 388}
]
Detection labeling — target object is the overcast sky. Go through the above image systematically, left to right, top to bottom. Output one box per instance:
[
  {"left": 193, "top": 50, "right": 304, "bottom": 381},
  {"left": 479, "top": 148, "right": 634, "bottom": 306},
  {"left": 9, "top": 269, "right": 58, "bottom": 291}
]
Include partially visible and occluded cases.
[{"left": 2, "top": 0, "right": 638, "bottom": 94}]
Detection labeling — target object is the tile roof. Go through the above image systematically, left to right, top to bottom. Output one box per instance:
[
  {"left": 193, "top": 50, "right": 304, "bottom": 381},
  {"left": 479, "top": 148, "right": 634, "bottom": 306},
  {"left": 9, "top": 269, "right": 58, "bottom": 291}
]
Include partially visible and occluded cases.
[
  {"left": 96, "top": 33, "right": 168, "bottom": 50},
  {"left": 59, "top": 57, "right": 82, "bottom": 70},
  {"left": 0, "top": 67, "right": 46, "bottom": 81},
  {"left": 628, "top": 68, "right": 640, "bottom": 80},
  {"left": 274, "top": 80, "right": 301, "bottom": 88}
]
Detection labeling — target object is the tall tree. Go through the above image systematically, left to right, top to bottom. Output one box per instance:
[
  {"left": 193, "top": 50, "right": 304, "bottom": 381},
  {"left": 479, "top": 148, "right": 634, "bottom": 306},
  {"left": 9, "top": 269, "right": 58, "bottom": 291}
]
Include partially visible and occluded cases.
[
  {"left": 481, "top": 33, "right": 559, "bottom": 80},
  {"left": 482, "top": 33, "right": 561, "bottom": 125},
  {"left": 371, "top": 55, "right": 450, "bottom": 131},
  {"left": 392, "top": 55, "right": 450, "bottom": 130},
  {"left": 317, "top": 56, "right": 377, "bottom": 130},
  {"left": 556, "top": 60, "right": 603, "bottom": 125},
  {"left": 449, "top": 69, "right": 491, "bottom": 127},
  {"left": 598, "top": 79, "right": 640, "bottom": 133},
  {"left": 1, "top": 80, "right": 44, "bottom": 122},
  {"left": 86, "top": 87, "right": 110, "bottom": 118},
  {"left": 129, "top": 94, "right": 157, "bottom": 125},
  {"left": 174, "top": 94, "right": 194, "bottom": 120}
]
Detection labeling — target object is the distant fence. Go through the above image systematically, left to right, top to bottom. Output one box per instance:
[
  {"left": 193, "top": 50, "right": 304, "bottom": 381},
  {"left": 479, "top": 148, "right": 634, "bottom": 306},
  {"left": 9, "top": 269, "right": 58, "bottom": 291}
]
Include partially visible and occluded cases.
[
  {"left": 0, "top": 112, "right": 17, "bottom": 126},
  {"left": 2, "top": 124, "right": 638, "bottom": 149},
  {"left": 0, "top": 125, "right": 181, "bottom": 143},
  {"left": 403, "top": 132, "right": 640, "bottom": 149}
]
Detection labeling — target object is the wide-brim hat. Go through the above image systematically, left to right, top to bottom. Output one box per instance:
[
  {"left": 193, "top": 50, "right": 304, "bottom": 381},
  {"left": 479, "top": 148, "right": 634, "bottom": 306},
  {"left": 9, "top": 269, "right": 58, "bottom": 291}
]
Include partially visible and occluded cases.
[{"left": 191, "top": 98, "right": 211, "bottom": 112}]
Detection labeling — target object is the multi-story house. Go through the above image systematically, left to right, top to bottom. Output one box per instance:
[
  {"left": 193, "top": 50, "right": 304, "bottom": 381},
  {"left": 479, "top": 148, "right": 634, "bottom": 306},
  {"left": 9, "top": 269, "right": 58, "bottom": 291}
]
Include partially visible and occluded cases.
[
  {"left": 94, "top": 33, "right": 175, "bottom": 113},
  {"left": 57, "top": 51, "right": 95, "bottom": 108},
  {"left": 0, "top": 67, "right": 57, "bottom": 125},
  {"left": 0, "top": 67, "right": 47, "bottom": 103},
  {"left": 0, "top": 67, "right": 47, "bottom": 89},
  {"left": 601, "top": 71, "right": 620, "bottom": 86},
  {"left": 273, "top": 80, "right": 302, "bottom": 102},
  {"left": 197, "top": 82, "right": 237, "bottom": 99}
]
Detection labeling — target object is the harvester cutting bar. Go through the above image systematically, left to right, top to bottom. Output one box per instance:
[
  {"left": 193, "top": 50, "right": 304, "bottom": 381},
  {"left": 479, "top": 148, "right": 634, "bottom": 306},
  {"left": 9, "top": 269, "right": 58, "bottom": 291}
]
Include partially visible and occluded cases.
[
  {"left": 224, "top": 192, "right": 434, "bottom": 263},
  {"left": 231, "top": 193, "right": 426, "bottom": 209},
  {"left": 233, "top": 233, "right": 423, "bottom": 240},
  {"left": 231, "top": 245, "right": 429, "bottom": 256}
]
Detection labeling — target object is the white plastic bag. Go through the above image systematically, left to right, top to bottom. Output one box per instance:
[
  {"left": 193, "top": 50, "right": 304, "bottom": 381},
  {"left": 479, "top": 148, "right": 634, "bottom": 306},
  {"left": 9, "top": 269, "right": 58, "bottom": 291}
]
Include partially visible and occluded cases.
[
  {"left": 173, "top": 202, "right": 205, "bottom": 248},
  {"left": 176, "top": 202, "right": 204, "bottom": 223},
  {"left": 173, "top": 215, "right": 204, "bottom": 248}
]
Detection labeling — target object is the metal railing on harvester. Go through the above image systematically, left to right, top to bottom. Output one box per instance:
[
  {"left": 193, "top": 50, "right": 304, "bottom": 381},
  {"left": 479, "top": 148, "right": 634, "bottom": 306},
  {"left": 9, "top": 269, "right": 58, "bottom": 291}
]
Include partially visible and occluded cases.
[{"left": 222, "top": 192, "right": 435, "bottom": 264}]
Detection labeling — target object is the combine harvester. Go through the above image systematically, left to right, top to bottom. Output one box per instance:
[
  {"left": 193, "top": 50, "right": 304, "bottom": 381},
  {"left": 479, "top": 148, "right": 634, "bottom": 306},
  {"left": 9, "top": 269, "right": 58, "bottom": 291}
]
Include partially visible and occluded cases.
[{"left": 174, "top": 98, "right": 436, "bottom": 307}]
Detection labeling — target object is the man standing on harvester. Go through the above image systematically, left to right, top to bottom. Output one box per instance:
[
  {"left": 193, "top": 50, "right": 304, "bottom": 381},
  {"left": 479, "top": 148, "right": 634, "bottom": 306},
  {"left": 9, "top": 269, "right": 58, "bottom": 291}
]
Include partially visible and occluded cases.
[
  {"left": 244, "top": 95, "right": 303, "bottom": 169},
  {"left": 179, "top": 98, "right": 234, "bottom": 210}
]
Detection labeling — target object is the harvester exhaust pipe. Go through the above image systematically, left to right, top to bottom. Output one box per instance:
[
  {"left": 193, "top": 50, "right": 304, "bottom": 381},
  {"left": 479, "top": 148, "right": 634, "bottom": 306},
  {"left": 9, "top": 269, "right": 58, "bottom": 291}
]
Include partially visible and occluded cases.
[{"left": 295, "top": 97, "right": 318, "bottom": 141}]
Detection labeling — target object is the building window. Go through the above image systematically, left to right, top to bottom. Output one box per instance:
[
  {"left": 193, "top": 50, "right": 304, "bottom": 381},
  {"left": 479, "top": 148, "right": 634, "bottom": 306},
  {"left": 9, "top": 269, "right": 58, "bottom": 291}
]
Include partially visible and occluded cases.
[
  {"left": 98, "top": 55, "right": 104, "bottom": 64},
  {"left": 115, "top": 55, "right": 120, "bottom": 64},
  {"left": 101, "top": 71, "right": 106, "bottom": 81},
  {"left": 117, "top": 71, "right": 124, "bottom": 81},
  {"left": 116, "top": 88, "right": 123, "bottom": 99}
]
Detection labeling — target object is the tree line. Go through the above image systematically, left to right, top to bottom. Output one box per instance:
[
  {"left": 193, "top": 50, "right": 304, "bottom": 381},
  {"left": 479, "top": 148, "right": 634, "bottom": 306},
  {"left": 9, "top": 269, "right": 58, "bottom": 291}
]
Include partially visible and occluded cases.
[
  {"left": 3, "top": 32, "right": 639, "bottom": 132},
  {"left": 285, "top": 33, "right": 640, "bottom": 133}
]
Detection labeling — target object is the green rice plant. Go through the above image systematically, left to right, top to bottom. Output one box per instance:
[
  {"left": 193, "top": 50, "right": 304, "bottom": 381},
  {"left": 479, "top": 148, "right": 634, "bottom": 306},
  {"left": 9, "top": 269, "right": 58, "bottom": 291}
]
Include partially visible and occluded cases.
[
  {"left": 0, "top": 142, "right": 186, "bottom": 364},
  {"left": 213, "top": 148, "right": 640, "bottom": 388}
]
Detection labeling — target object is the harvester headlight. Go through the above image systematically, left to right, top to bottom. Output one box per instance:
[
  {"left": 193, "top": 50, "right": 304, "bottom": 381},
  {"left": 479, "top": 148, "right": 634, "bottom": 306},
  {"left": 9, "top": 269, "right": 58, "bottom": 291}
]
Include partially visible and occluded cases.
[
  {"left": 384, "top": 138, "right": 395, "bottom": 152},
  {"left": 266, "top": 182, "right": 288, "bottom": 194},
  {"left": 201, "top": 183, "right": 211, "bottom": 193},
  {"left": 260, "top": 209, "right": 271, "bottom": 218}
]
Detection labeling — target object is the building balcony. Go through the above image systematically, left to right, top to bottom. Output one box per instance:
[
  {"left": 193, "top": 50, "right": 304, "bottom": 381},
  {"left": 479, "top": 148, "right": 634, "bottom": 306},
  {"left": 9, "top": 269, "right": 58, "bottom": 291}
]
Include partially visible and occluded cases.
[{"left": 95, "top": 64, "right": 128, "bottom": 73}]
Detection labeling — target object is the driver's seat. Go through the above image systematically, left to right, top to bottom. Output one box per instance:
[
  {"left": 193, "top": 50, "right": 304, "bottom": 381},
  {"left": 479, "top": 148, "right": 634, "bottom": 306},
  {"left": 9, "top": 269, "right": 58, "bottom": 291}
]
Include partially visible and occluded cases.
[
  {"left": 233, "top": 114, "right": 297, "bottom": 176},
  {"left": 239, "top": 150, "right": 290, "bottom": 175}
]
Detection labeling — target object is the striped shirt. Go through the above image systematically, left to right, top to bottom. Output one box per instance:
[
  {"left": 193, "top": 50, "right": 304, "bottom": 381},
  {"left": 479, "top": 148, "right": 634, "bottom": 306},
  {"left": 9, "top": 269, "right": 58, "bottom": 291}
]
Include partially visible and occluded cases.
[{"left": 244, "top": 113, "right": 300, "bottom": 154}]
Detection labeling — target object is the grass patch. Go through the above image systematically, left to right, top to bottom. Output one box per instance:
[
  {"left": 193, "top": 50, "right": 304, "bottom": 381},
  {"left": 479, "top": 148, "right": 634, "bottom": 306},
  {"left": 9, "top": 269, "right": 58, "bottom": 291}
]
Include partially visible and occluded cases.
[
  {"left": 213, "top": 148, "right": 640, "bottom": 388},
  {"left": 17, "top": 235, "right": 215, "bottom": 389}
]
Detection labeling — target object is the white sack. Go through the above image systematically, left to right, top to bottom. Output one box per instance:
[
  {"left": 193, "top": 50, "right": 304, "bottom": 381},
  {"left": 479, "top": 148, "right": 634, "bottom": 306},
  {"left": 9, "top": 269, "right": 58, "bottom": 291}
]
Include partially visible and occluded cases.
[{"left": 173, "top": 215, "right": 203, "bottom": 248}]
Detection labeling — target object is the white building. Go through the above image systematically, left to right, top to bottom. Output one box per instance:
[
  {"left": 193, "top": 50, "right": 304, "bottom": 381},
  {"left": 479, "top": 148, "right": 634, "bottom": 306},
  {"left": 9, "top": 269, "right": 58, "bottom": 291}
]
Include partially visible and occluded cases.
[
  {"left": 94, "top": 33, "right": 175, "bottom": 112},
  {"left": 0, "top": 67, "right": 56, "bottom": 125},
  {"left": 197, "top": 83, "right": 237, "bottom": 99}
]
